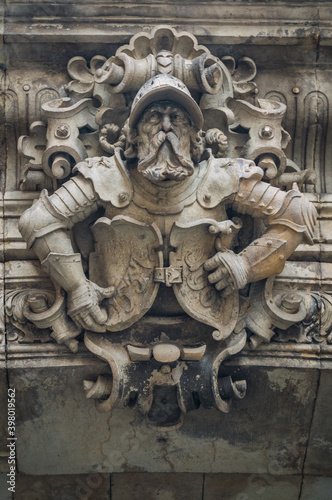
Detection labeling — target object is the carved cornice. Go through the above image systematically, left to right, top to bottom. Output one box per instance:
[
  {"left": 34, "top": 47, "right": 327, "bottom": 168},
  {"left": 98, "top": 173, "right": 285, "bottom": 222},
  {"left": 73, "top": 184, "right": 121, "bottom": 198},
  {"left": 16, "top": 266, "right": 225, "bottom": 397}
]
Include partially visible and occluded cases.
[
  {"left": 4, "top": 3, "right": 332, "bottom": 46},
  {"left": 5, "top": 341, "right": 332, "bottom": 371},
  {"left": 6, "top": 343, "right": 105, "bottom": 368},
  {"left": 227, "top": 343, "right": 332, "bottom": 369}
]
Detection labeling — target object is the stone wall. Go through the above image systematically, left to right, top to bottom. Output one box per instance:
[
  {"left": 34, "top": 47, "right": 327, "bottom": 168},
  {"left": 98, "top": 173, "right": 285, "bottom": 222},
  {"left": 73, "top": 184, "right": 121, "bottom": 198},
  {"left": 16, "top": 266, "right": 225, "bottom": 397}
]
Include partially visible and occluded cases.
[{"left": 0, "top": 472, "right": 332, "bottom": 499}]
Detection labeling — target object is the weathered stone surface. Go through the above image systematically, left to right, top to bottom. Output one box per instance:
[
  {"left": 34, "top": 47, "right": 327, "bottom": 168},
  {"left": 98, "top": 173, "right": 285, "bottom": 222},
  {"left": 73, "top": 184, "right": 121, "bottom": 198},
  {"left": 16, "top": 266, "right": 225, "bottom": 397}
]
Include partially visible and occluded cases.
[
  {"left": 4, "top": 1, "right": 332, "bottom": 47},
  {"left": 1, "top": 4, "right": 332, "bottom": 496},
  {"left": 12, "top": 26, "right": 319, "bottom": 428},
  {"left": 0, "top": 69, "right": 5, "bottom": 194},
  {"left": 3, "top": 193, "right": 37, "bottom": 259},
  {"left": 0, "top": 263, "right": 8, "bottom": 475},
  {"left": 10, "top": 357, "right": 319, "bottom": 474},
  {"left": 179, "top": 367, "right": 319, "bottom": 475},
  {"left": 0, "top": 369, "right": 8, "bottom": 475},
  {"left": 304, "top": 370, "right": 332, "bottom": 476},
  {"left": 111, "top": 472, "right": 204, "bottom": 500},
  {"left": 15, "top": 473, "right": 110, "bottom": 500},
  {"left": 204, "top": 473, "right": 302, "bottom": 500},
  {"left": 0, "top": 474, "right": 12, "bottom": 500},
  {"left": 301, "top": 476, "right": 332, "bottom": 500}
]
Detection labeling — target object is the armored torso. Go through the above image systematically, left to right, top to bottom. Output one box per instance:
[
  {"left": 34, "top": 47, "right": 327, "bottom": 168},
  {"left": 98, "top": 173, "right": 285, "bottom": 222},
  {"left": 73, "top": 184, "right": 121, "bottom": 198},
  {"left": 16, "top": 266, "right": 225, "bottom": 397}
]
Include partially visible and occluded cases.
[{"left": 78, "top": 151, "right": 249, "bottom": 336}]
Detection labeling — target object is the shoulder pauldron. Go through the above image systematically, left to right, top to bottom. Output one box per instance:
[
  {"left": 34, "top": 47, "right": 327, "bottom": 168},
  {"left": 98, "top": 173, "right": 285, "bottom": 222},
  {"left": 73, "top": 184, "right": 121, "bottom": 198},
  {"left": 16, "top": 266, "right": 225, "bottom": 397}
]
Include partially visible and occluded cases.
[
  {"left": 74, "top": 148, "right": 133, "bottom": 208},
  {"left": 197, "top": 155, "right": 263, "bottom": 209}
]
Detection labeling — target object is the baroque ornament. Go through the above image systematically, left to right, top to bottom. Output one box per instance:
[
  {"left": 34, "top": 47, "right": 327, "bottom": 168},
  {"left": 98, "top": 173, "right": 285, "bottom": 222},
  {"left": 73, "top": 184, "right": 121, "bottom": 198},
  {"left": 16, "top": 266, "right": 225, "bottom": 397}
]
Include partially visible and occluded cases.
[{"left": 16, "top": 26, "right": 319, "bottom": 427}]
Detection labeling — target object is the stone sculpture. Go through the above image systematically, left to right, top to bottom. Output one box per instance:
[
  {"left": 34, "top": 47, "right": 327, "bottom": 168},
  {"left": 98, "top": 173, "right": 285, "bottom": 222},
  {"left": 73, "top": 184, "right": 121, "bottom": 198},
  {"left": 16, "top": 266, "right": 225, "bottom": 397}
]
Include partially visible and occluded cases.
[{"left": 16, "top": 27, "right": 319, "bottom": 427}]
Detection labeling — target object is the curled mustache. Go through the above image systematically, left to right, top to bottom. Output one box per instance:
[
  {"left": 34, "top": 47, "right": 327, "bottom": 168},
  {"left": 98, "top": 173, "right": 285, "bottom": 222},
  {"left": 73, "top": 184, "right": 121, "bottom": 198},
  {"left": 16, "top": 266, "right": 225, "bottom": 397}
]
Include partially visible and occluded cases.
[
  {"left": 137, "top": 130, "right": 167, "bottom": 171},
  {"left": 137, "top": 131, "right": 194, "bottom": 177}
]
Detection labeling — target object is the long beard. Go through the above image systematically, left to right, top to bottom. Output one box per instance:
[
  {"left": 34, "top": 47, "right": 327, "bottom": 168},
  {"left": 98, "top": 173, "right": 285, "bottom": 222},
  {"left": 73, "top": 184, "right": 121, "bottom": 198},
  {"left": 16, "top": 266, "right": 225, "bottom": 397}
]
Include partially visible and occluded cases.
[{"left": 137, "top": 131, "right": 195, "bottom": 181}]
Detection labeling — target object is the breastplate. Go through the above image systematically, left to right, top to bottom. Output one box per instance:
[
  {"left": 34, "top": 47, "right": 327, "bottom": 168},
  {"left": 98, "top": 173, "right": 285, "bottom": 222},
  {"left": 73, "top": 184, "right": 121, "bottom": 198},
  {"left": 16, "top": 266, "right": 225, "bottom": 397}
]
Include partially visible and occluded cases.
[
  {"left": 103, "top": 161, "right": 229, "bottom": 244},
  {"left": 90, "top": 181, "right": 238, "bottom": 342}
]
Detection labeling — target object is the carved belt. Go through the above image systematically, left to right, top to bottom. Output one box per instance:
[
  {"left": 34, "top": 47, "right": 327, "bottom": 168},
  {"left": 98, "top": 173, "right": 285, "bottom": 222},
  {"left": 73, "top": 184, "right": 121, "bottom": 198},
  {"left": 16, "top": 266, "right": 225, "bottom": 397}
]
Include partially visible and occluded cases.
[{"left": 154, "top": 266, "right": 183, "bottom": 287}]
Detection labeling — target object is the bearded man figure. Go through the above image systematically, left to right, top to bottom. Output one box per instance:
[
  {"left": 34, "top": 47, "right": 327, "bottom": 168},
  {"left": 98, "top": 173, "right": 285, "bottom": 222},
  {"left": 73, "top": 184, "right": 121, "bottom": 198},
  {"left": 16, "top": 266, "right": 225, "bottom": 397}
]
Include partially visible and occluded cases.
[
  {"left": 19, "top": 74, "right": 317, "bottom": 339},
  {"left": 126, "top": 101, "right": 202, "bottom": 182}
]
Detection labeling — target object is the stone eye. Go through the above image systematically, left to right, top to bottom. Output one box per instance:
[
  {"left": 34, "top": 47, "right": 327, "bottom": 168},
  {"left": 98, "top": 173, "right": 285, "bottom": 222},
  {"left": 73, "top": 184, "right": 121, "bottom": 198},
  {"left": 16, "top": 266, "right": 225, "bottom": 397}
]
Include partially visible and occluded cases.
[
  {"left": 148, "top": 112, "right": 161, "bottom": 123},
  {"left": 171, "top": 113, "right": 181, "bottom": 121}
]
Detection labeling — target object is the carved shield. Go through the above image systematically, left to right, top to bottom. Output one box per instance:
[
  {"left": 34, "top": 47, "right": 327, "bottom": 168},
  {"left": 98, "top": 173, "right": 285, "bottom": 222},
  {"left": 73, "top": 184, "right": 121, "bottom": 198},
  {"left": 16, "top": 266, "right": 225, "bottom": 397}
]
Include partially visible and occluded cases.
[
  {"left": 89, "top": 215, "right": 163, "bottom": 331},
  {"left": 170, "top": 220, "right": 239, "bottom": 340}
]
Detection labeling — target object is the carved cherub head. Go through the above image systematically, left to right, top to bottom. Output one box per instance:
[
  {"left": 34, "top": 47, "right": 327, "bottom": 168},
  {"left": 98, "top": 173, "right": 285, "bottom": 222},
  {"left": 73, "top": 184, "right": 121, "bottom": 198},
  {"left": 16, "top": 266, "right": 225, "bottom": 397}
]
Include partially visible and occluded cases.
[{"left": 124, "top": 74, "right": 205, "bottom": 181}]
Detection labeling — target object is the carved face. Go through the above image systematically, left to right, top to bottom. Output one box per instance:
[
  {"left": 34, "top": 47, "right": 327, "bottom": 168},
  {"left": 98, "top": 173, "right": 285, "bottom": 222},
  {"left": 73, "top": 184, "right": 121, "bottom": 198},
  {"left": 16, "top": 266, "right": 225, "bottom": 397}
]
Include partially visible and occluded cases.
[{"left": 135, "top": 101, "right": 197, "bottom": 181}]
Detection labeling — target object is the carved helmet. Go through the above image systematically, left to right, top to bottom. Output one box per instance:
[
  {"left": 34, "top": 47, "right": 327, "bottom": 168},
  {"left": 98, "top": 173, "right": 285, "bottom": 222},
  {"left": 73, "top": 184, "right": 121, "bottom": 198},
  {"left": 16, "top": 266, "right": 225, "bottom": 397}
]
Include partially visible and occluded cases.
[{"left": 129, "top": 74, "right": 203, "bottom": 130}]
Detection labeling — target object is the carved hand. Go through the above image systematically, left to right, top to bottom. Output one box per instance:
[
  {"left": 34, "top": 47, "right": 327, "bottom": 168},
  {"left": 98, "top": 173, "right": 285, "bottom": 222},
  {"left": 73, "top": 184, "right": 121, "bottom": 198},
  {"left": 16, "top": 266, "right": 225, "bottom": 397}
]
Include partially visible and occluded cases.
[
  {"left": 204, "top": 251, "right": 249, "bottom": 292},
  {"left": 67, "top": 280, "right": 115, "bottom": 333}
]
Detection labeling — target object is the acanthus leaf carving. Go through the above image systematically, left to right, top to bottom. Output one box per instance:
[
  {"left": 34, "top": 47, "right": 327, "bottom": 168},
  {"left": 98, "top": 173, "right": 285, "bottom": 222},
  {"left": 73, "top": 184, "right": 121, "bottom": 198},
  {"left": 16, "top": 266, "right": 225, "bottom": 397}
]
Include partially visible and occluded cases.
[
  {"left": 67, "top": 55, "right": 107, "bottom": 99},
  {"left": 221, "top": 55, "right": 257, "bottom": 99},
  {"left": 243, "top": 276, "right": 332, "bottom": 349},
  {"left": 5, "top": 287, "right": 81, "bottom": 352},
  {"left": 5, "top": 288, "right": 54, "bottom": 344},
  {"left": 272, "top": 291, "right": 332, "bottom": 345}
]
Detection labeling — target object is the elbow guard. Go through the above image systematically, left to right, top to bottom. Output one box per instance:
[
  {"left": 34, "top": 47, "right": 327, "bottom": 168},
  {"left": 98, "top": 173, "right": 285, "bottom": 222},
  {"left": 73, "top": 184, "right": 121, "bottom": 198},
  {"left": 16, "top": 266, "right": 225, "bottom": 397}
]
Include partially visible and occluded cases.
[
  {"left": 19, "top": 175, "right": 99, "bottom": 249},
  {"left": 233, "top": 177, "right": 317, "bottom": 244},
  {"left": 267, "top": 189, "right": 317, "bottom": 244},
  {"left": 19, "top": 190, "right": 70, "bottom": 249}
]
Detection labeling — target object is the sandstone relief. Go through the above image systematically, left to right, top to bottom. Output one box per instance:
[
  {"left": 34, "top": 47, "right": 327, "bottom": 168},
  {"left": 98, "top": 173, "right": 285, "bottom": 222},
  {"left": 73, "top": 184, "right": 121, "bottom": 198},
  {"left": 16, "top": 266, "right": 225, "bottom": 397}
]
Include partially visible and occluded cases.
[{"left": 7, "top": 26, "right": 327, "bottom": 427}]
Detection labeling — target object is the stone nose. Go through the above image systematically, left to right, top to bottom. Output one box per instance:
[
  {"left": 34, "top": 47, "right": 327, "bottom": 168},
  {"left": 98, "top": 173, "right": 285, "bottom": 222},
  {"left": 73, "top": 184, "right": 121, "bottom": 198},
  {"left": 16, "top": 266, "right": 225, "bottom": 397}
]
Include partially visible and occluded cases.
[{"left": 162, "top": 115, "right": 172, "bottom": 132}]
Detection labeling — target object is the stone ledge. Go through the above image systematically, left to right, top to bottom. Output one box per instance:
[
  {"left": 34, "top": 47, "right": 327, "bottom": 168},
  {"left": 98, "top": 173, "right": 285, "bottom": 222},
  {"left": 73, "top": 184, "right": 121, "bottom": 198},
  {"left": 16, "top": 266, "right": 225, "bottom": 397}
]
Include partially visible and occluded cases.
[
  {"left": 3, "top": 2, "right": 332, "bottom": 45},
  {"left": 5, "top": 341, "right": 332, "bottom": 369},
  {"left": 6, "top": 343, "right": 107, "bottom": 368},
  {"left": 228, "top": 343, "right": 332, "bottom": 369},
  {"left": 3, "top": 472, "right": 332, "bottom": 499}
]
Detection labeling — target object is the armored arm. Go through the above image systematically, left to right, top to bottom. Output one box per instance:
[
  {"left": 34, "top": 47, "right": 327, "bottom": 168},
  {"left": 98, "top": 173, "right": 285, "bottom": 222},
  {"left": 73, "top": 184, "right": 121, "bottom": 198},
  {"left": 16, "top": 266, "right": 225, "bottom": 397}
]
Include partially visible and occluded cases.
[
  {"left": 205, "top": 170, "right": 317, "bottom": 291},
  {"left": 19, "top": 175, "right": 113, "bottom": 331},
  {"left": 19, "top": 175, "right": 98, "bottom": 283},
  {"left": 232, "top": 177, "right": 316, "bottom": 284}
]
